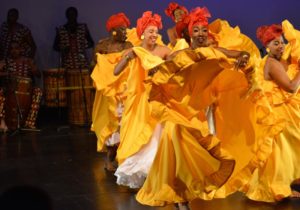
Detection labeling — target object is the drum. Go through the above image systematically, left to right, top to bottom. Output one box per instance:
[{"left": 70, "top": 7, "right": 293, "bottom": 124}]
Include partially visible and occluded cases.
[
  {"left": 43, "top": 68, "right": 67, "bottom": 107},
  {"left": 66, "top": 69, "right": 95, "bottom": 125},
  {"left": 5, "top": 77, "right": 32, "bottom": 130}
]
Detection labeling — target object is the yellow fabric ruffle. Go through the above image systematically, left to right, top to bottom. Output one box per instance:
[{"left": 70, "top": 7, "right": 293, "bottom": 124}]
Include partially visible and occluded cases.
[
  {"left": 209, "top": 19, "right": 260, "bottom": 57},
  {"left": 282, "top": 19, "right": 300, "bottom": 64},
  {"left": 216, "top": 20, "right": 300, "bottom": 202},
  {"left": 140, "top": 37, "right": 290, "bottom": 203},
  {"left": 167, "top": 38, "right": 190, "bottom": 51},
  {"left": 170, "top": 39, "right": 189, "bottom": 52},
  {"left": 116, "top": 47, "right": 164, "bottom": 164},
  {"left": 137, "top": 47, "right": 251, "bottom": 206},
  {"left": 149, "top": 47, "right": 237, "bottom": 135},
  {"left": 91, "top": 52, "right": 127, "bottom": 151},
  {"left": 91, "top": 52, "right": 127, "bottom": 93},
  {"left": 213, "top": 68, "right": 286, "bottom": 200},
  {"left": 241, "top": 80, "right": 300, "bottom": 202},
  {"left": 136, "top": 122, "right": 235, "bottom": 206}
]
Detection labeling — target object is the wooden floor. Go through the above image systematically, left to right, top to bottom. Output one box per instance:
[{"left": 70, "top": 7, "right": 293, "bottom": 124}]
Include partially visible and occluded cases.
[{"left": 0, "top": 109, "right": 300, "bottom": 210}]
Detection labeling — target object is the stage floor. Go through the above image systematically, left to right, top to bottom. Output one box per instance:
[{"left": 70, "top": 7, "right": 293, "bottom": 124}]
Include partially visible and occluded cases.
[{"left": 0, "top": 123, "right": 300, "bottom": 210}]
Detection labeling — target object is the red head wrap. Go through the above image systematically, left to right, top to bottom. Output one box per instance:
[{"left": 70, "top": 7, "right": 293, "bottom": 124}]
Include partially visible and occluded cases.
[
  {"left": 165, "top": 2, "right": 188, "bottom": 22},
  {"left": 188, "top": 7, "right": 211, "bottom": 36},
  {"left": 136, "top": 11, "right": 162, "bottom": 39},
  {"left": 106, "top": 13, "right": 130, "bottom": 32},
  {"left": 256, "top": 24, "right": 283, "bottom": 46}
]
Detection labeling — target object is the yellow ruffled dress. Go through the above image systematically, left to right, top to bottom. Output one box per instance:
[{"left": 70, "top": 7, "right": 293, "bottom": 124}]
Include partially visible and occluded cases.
[
  {"left": 209, "top": 19, "right": 260, "bottom": 57},
  {"left": 214, "top": 20, "right": 300, "bottom": 202},
  {"left": 239, "top": 20, "right": 300, "bottom": 202},
  {"left": 135, "top": 21, "right": 272, "bottom": 203},
  {"left": 116, "top": 46, "right": 165, "bottom": 164},
  {"left": 136, "top": 47, "right": 241, "bottom": 206},
  {"left": 91, "top": 52, "right": 127, "bottom": 151}
]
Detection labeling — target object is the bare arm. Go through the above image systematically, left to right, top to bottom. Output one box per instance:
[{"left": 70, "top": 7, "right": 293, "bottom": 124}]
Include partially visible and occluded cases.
[
  {"left": 167, "top": 28, "right": 177, "bottom": 47},
  {"left": 148, "top": 46, "right": 176, "bottom": 76},
  {"left": 162, "top": 46, "right": 172, "bottom": 60},
  {"left": 216, "top": 47, "right": 246, "bottom": 58},
  {"left": 216, "top": 47, "right": 250, "bottom": 69},
  {"left": 114, "top": 49, "right": 136, "bottom": 76},
  {"left": 268, "top": 59, "right": 300, "bottom": 93}
]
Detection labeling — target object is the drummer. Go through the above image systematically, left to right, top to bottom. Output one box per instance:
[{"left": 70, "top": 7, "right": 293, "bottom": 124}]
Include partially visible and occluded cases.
[
  {"left": 53, "top": 7, "right": 94, "bottom": 71},
  {"left": 0, "top": 41, "right": 42, "bottom": 131}
]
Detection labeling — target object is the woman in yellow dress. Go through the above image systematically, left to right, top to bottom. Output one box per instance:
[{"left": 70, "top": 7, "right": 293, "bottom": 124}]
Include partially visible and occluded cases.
[
  {"left": 165, "top": 2, "right": 189, "bottom": 48},
  {"left": 136, "top": 7, "right": 252, "bottom": 210},
  {"left": 113, "top": 11, "right": 172, "bottom": 188},
  {"left": 91, "top": 13, "right": 133, "bottom": 171},
  {"left": 212, "top": 20, "right": 300, "bottom": 202},
  {"left": 239, "top": 21, "right": 300, "bottom": 202}
]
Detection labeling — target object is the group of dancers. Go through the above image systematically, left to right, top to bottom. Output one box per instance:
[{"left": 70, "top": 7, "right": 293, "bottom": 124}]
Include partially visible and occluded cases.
[{"left": 91, "top": 2, "right": 300, "bottom": 210}]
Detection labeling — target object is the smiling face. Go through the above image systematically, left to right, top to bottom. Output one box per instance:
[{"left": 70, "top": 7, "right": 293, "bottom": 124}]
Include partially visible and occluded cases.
[
  {"left": 173, "top": 9, "right": 185, "bottom": 23},
  {"left": 142, "top": 25, "right": 158, "bottom": 46},
  {"left": 191, "top": 25, "right": 208, "bottom": 48},
  {"left": 267, "top": 35, "right": 285, "bottom": 60}
]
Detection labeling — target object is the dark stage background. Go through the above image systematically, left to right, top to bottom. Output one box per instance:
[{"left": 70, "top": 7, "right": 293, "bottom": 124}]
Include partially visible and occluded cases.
[{"left": 0, "top": 0, "right": 299, "bottom": 71}]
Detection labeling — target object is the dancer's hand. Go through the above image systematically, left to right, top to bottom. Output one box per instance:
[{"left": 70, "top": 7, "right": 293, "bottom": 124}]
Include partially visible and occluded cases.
[
  {"left": 124, "top": 49, "right": 136, "bottom": 61},
  {"left": 235, "top": 52, "right": 250, "bottom": 69}
]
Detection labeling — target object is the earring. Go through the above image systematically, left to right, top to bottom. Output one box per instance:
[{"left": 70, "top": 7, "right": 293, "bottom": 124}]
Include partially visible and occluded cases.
[
  {"left": 112, "top": 31, "right": 117, "bottom": 36},
  {"left": 141, "top": 34, "right": 144, "bottom": 40},
  {"left": 266, "top": 47, "right": 270, "bottom": 53}
]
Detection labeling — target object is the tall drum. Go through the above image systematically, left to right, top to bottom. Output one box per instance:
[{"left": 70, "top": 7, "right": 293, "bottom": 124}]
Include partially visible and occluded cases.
[
  {"left": 43, "top": 68, "right": 67, "bottom": 107},
  {"left": 66, "top": 69, "right": 94, "bottom": 125},
  {"left": 5, "top": 77, "right": 32, "bottom": 130}
]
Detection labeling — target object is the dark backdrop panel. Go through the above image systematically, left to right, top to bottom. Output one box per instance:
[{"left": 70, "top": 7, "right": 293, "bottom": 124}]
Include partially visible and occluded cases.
[{"left": 0, "top": 0, "right": 299, "bottom": 70}]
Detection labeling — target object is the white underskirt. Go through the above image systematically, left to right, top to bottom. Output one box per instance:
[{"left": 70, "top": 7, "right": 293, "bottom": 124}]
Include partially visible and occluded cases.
[{"left": 114, "top": 123, "right": 163, "bottom": 189}]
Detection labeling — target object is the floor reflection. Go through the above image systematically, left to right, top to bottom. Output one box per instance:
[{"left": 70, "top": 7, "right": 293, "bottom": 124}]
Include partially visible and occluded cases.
[{"left": 0, "top": 126, "right": 299, "bottom": 210}]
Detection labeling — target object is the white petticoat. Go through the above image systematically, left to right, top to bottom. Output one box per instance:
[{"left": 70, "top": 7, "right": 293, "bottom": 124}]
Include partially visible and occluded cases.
[
  {"left": 105, "top": 102, "right": 124, "bottom": 146},
  {"left": 206, "top": 105, "right": 216, "bottom": 135},
  {"left": 114, "top": 123, "right": 163, "bottom": 189},
  {"left": 105, "top": 132, "right": 120, "bottom": 146}
]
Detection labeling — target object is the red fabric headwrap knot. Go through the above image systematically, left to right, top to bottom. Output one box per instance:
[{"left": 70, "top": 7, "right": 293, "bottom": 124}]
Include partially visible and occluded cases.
[
  {"left": 165, "top": 2, "right": 188, "bottom": 22},
  {"left": 188, "top": 7, "right": 211, "bottom": 36},
  {"left": 136, "top": 11, "right": 162, "bottom": 39},
  {"left": 106, "top": 13, "right": 130, "bottom": 32},
  {"left": 176, "top": 14, "right": 190, "bottom": 38},
  {"left": 256, "top": 24, "right": 283, "bottom": 46}
]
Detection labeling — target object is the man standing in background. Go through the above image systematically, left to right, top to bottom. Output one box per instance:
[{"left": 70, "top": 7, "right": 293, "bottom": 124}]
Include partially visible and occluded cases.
[
  {"left": 53, "top": 6, "right": 94, "bottom": 70},
  {"left": 0, "top": 8, "right": 36, "bottom": 60}
]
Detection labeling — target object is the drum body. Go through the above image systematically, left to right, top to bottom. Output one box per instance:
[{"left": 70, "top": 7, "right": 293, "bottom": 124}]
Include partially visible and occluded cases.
[
  {"left": 43, "top": 68, "right": 67, "bottom": 107},
  {"left": 66, "top": 69, "right": 94, "bottom": 125},
  {"left": 5, "top": 77, "right": 32, "bottom": 130}
]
